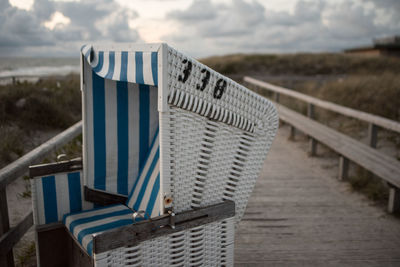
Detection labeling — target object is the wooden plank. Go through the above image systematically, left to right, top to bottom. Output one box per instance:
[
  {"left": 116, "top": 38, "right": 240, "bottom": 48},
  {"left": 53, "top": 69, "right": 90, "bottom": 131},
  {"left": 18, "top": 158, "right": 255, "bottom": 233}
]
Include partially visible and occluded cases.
[
  {"left": 245, "top": 77, "right": 400, "bottom": 134},
  {"left": 277, "top": 104, "right": 400, "bottom": 188},
  {"left": 0, "top": 121, "right": 82, "bottom": 189},
  {"left": 235, "top": 129, "right": 400, "bottom": 265},
  {"left": 29, "top": 158, "right": 83, "bottom": 178},
  {"left": 84, "top": 186, "right": 127, "bottom": 206},
  {"left": 0, "top": 188, "right": 13, "bottom": 267},
  {"left": 93, "top": 200, "right": 235, "bottom": 254},
  {"left": 0, "top": 212, "right": 33, "bottom": 256},
  {"left": 37, "top": 224, "right": 73, "bottom": 267}
]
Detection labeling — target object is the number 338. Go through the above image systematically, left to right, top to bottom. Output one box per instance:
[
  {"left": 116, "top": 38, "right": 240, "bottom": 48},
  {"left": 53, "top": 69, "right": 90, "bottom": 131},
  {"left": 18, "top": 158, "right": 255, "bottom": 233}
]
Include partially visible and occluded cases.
[{"left": 178, "top": 59, "right": 227, "bottom": 99}]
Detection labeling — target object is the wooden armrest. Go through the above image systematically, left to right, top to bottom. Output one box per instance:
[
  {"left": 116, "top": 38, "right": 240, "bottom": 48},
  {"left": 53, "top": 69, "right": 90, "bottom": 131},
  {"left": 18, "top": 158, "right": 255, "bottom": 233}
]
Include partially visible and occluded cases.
[
  {"left": 29, "top": 158, "right": 83, "bottom": 178},
  {"left": 84, "top": 186, "right": 127, "bottom": 206},
  {"left": 93, "top": 200, "right": 235, "bottom": 254}
]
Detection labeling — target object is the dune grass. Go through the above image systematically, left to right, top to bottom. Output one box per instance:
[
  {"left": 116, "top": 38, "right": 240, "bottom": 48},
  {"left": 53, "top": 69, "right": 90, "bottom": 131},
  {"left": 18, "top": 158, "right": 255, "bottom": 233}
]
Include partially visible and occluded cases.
[
  {"left": 201, "top": 53, "right": 400, "bottom": 76},
  {"left": 0, "top": 74, "right": 81, "bottom": 167}
]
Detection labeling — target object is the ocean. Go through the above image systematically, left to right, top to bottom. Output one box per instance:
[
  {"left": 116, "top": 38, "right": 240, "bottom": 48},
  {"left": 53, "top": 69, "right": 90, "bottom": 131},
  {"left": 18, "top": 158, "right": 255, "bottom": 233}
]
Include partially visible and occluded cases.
[{"left": 0, "top": 57, "right": 80, "bottom": 84}]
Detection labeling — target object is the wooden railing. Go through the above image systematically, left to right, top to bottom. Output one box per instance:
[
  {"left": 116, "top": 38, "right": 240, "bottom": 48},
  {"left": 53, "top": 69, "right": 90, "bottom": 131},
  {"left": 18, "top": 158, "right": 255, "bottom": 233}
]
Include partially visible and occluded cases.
[
  {"left": 244, "top": 76, "right": 400, "bottom": 213},
  {"left": 244, "top": 76, "right": 400, "bottom": 145},
  {"left": 0, "top": 121, "right": 82, "bottom": 266}
]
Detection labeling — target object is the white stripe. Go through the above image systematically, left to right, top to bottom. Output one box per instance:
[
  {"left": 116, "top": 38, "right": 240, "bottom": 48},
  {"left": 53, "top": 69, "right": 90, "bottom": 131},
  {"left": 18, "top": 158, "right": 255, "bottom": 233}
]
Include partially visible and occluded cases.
[
  {"left": 81, "top": 45, "right": 90, "bottom": 58},
  {"left": 91, "top": 50, "right": 99, "bottom": 68},
  {"left": 97, "top": 51, "right": 109, "bottom": 77},
  {"left": 112, "top": 51, "right": 122, "bottom": 81},
  {"left": 127, "top": 52, "right": 136, "bottom": 84},
  {"left": 142, "top": 52, "right": 153, "bottom": 85},
  {"left": 83, "top": 60, "right": 94, "bottom": 188},
  {"left": 104, "top": 79, "right": 118, "bottom": 193},
  {"left": 127, "top": 83, "right": 140, "bottom": 191},
  {"left": 149, "top": 85, "right": 159, "bottom": 146},
  {"left": 127, "top": 136, "right": 159, "bottom": 208},
  {"left": 138, "top": 161, "right": 160, "bottom": 212},
  {"left": 80, "top": 172, "right": 93, "bottom": 211},
  {"left": 55, "top": 173, "right": 70, "bottom": 221},
  {"left": 35, "top": 179, "right": 45, "bottom": 225},
  {"left": 151, "top": 193, "right": 161, "bottom": 217},
  {"left": 65, "top": 205, "right": 126, "bottom": 229},
  {"left": 72, "top": 213, "right": 132, "bottom": 240}
]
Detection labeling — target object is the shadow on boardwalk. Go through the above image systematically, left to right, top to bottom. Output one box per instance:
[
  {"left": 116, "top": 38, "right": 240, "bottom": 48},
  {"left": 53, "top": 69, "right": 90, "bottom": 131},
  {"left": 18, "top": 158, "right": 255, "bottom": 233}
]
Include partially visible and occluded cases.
[{"left": 235, "top": 125, "right": 400, "bottom": 266}]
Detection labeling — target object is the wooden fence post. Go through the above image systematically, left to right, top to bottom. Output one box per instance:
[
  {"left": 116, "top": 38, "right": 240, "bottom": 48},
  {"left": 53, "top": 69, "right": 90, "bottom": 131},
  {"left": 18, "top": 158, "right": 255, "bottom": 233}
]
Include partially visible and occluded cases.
[
  {"left": 274, "top": 92, "right": 280, "bottom": 103},
  {"left": 307, "top": 103, "right": 315, "bottom": 119},
  {"left": 368, "top": 123, "right": 378, "bottom": 148},
  {"left": 289, "top": 126, "right": 296, "bottom": 140},
  {"left": 309, "top": 138, "right": 317, "bottom": 156},
  {"left": 338, "top": 156, "right": 349, "bottom": 181},
  {"left": 388, "top": 185, "right": 400, "bottom": 214},
  {"left": 0, "top": 188, "right": 14, "bottom": 267}
]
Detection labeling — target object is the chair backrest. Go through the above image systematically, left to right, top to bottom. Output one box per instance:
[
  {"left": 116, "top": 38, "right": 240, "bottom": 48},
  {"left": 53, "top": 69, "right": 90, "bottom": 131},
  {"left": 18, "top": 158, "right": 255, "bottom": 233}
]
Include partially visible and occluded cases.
[{"left": 81, "top": 43, "right": 279, "bottom": 223}]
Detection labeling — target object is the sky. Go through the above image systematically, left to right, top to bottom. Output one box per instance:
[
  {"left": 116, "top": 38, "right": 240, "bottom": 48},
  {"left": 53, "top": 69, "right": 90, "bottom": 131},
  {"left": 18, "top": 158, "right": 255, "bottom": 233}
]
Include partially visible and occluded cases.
[{"left": 1, "top": 0, "right": 399, "bottom": 57}]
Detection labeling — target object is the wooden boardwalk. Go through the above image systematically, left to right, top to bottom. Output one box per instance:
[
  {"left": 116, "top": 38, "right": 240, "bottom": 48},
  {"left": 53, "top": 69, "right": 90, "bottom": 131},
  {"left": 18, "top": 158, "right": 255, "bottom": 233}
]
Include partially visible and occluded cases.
[{"left": 235, "top": 125, "right": 400, "bottom": 266}]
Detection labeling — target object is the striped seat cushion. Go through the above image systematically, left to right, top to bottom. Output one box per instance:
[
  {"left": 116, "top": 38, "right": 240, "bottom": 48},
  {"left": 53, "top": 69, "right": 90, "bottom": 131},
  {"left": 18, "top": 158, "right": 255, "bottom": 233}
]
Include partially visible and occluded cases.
[
  {"left": 126, "top": 130, "right": 161, "bottom": 218},
  {"left": 63, "top": 204, "right": 135, "bottom": 256}
]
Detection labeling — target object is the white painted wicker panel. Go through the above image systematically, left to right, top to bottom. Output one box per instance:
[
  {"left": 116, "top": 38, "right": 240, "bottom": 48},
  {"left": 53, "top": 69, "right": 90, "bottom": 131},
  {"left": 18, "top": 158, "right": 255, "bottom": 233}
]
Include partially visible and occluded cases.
[
  {"left": 167, "top": 108, "right": 209, "bottom": 213},
  {"left": 198, "top": 123, "right": 241, "bottom": 208},
  {"left": 94, "top": 217, "right": 235, "bottom": 267}
]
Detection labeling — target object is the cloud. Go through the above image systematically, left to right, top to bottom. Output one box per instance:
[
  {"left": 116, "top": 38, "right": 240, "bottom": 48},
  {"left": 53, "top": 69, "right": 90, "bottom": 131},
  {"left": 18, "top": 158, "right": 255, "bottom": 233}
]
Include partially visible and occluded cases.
[
  {"left": 0, "top": 0, "right": 141, "bottom": 56},
  {"left": 1, "top": 0, "right": 399, "bottom": 57},
  {"left": 164, "top": 0, "right": 400, "bottom": 57}
]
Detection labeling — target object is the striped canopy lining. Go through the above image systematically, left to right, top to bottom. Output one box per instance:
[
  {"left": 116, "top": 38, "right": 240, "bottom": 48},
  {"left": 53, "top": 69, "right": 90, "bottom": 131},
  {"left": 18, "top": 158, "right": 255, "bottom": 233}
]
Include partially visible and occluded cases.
[
  {"left": 81, "top": 45, "right": 158, "bottom": 86},
  {"left": 82, "top": 48, "right": 159, "bottom": 196}
]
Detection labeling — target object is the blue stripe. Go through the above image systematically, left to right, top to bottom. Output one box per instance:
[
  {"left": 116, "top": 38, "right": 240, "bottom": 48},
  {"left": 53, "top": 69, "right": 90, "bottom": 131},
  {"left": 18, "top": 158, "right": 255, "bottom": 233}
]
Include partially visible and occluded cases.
[
  {"left": 93, "top": 51, "right": 104, "bottom": 73},
  {"left": 104, "top": 51, "right": 115, "bottom": 79},
  {"left": 120, "top": 51, "right": 128, "bottom": 81},
  {"left": 135, "top": 52, "right": 144, "bottom": 84},
  {"left": 151, "top": 52, "right": 158, "bottom": 86},
  {"left": 92, "top": 72, "right": 106, "bottom": 190},
  {"left": 117, "top": 81, "right": 129, "bottom": 195},
  {"left": 139, "top": 84, "right": 150, "bottom": 172},
  {"left": 126, "top": 129, "right": 159, "bottom": 207},
  {"left": 133, "top": 148, "right": 159, "bottom": 211},
  {"left": 67, "top": 172, "right": 82, "bottom": 213},
  {"left": 146, "top": 174, "right": 160, "bottom": 217},
  {"left": 42, "top": 176, "right": 58, "bottom": 223},
  {"left": 63, "top": 204, "right": 121, "bottom": 223},
  {"left": 68, "top": 209, "right": 132, "bottom": 233},
  {"left": 77, "top": 219, "right": 134, "bottom": 244},
  {"left": 87, "top": 240, "right": 93, "bottom": 256}
]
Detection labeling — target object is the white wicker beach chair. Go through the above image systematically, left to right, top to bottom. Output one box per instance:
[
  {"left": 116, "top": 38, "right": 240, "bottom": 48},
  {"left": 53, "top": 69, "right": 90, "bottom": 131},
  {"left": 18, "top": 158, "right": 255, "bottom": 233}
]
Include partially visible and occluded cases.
[{"left": 30, "top": 43, "right": 278, "bottom": 266}]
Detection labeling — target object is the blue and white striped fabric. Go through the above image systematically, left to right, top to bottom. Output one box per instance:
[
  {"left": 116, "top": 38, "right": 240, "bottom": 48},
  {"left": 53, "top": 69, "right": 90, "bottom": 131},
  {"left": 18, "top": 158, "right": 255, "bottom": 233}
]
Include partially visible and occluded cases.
[
  {"left": 81, "top": 45, "right": 158, "bottom": 86},
  {"left": 82, "top": 58, "right": 159, "bottom": 196},
  {"left": 126, "top": 131, "right": 161, "bottom": 218},
  {"left": 32, "top": 171, "right": 93, "bottom": 225},
  {"left": 63, "top": 204, "right": 137, "bottom": 256}
]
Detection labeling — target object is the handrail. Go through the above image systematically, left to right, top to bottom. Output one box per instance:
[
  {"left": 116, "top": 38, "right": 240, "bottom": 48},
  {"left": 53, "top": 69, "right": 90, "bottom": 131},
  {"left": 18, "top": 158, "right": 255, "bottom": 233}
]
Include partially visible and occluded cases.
[
  {"left": 244, "top": 76, "right": 400, "bottom": 134},
  {"left": 0, "top": 120, "right": 82, "bottom": 266},
  {"left": 0, "top": 121, "right": 82, "bottom": 189}
]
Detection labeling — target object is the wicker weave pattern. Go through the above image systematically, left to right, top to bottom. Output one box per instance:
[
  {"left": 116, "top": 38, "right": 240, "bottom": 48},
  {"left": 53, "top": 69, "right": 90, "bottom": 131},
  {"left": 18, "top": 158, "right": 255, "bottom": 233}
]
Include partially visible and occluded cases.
[
  {"left": 164, "top": 46, "right": 279, "bottom": 221},
  {"left": 94, "top": 217, "right": 234, "bottom": 267}
]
